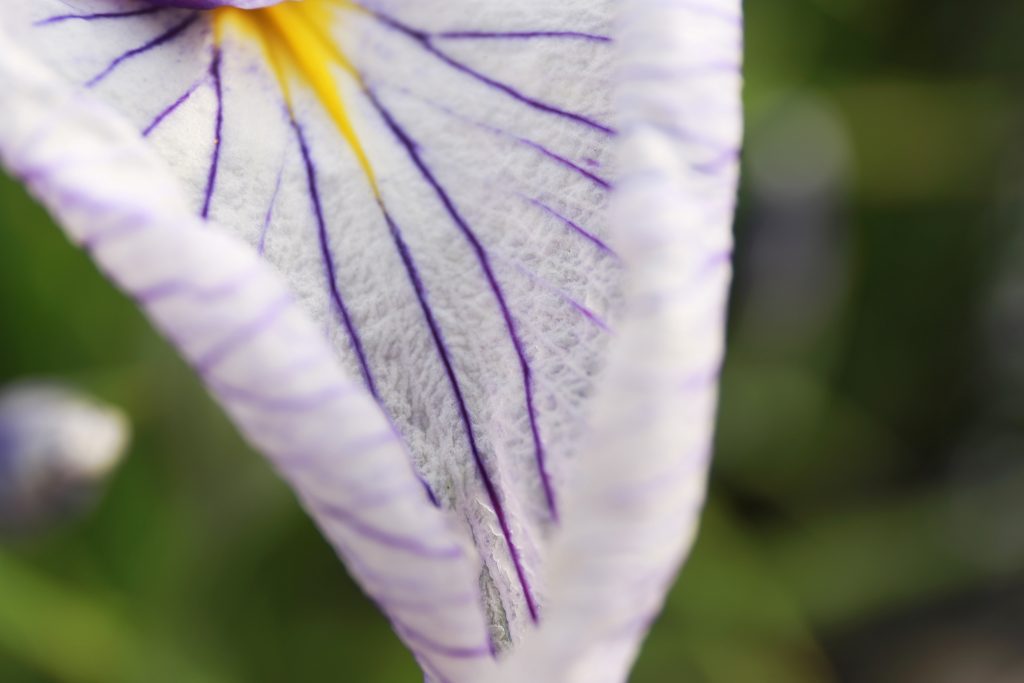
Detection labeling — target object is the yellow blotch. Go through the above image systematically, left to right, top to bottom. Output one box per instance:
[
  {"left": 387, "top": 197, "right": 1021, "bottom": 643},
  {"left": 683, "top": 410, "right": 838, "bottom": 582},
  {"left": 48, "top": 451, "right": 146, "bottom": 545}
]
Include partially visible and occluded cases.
[{"left": 212, "top": 1, "right": 378, "bottom": 194}]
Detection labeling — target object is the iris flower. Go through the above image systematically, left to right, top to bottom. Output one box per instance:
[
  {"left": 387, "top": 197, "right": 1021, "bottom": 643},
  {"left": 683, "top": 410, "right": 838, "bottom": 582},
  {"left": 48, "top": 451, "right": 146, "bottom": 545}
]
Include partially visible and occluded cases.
[{"left": 0, "top": 0, "right": 742, "bottom": 681}]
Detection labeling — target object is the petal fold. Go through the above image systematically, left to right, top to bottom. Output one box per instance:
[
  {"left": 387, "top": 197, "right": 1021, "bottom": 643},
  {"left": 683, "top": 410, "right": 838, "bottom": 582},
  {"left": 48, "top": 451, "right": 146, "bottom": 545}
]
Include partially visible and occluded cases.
[
  {"left": 3, "top": 0, "right": 623, "bottom": 647},
  {"left": 0, "top": 1, "right": 741, "bottom": 679},
  {"left": 496, "top": 1, "right": 743, "bottom": 681},
  {"left": 0, "top": 29, "right": 496, "bottom": 683}
]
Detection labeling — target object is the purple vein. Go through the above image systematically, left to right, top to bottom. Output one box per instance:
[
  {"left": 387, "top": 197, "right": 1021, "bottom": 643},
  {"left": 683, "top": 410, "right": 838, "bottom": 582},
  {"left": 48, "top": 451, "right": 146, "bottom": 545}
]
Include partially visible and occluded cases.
[
  {"left": 35, "top": 7, "right": 165, "bottom": 26},
  {"left": 365, "top": 9, "right": 614, "bottom": 136},
  {"left": 86, "top": 14, "right": 198, "bottom": 88},
  {"left": 201, "top": 48, "right": 224, "bottom": 219},
  {"left": 143, "top": 78, "right": 205, "bottom": 137},
  {"left": 386, "top": 84, "right": 611, "bottom": 190},
  {"left": 366, "top": 90, "right": 552, "bottom": 621},
  {"left": 367, "top": 90, "right": 557, "bottom": 521},
  {"left": 373, "top": 93, "right": 557, "bottom": 522},
  {"left": 291, "top": 119, "right": 379, "bottom": 398},
  {"left": 520, "top": 137, "right": 612, "bottom": 189},
  {"left": 258, "top": 158, "right": 287, "bottom": 255},
  {"left": 526, "top": 196, "right": 617, "bottom": 256},
  {"left": 377, "top": 198, "right": 540, "bottom": 621},
  {"left": 499, "top": 253, "right": 612, "bottom": 333},
  {"left": 134, "top": 267, "right": 259, "bottom": 303},
  {"left": 195, "top": 294, "right": 292, "bottom": 373},
  {"left": 210, "top": 378, "right": 353, "bottom": 413},
  {"left": 279, "top": 432, "right": 398, "bottom": 472},
  {"left": 311, "top": 498, "right": 462, "bottom": 559},
  {"left": 332, "top": 532, "right": 461, "bottom": 594},
  {"left": 371, "top": 589, "right": 477, "bottom": 615},
  {"left": 395, "top": 624, "right": 492, "bottom": 660}
]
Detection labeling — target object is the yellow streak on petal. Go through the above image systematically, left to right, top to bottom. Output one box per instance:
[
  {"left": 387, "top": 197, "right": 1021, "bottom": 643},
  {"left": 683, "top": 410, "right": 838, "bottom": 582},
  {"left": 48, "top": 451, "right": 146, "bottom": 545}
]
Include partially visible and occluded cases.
[{"left": 213, "top": 2, "right": 379, "bottom": 195}]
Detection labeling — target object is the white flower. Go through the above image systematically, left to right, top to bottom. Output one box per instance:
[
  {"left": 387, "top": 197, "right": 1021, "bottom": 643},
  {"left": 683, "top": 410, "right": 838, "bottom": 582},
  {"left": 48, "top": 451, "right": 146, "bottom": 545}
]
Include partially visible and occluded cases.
[{"left": 0, "top": 1, "right": 742, "bottom": 680}]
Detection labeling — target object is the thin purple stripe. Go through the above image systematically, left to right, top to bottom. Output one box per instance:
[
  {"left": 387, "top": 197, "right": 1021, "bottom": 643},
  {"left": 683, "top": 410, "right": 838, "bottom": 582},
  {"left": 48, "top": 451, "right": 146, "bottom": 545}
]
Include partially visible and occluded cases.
[
  {"left": 35, "top": 8, "right": 164, "bottom": 26},
  {"left": 367, "top": 9, "right": 615, "bottom": 136},
  {"left": 86, "top": 14, "right": 198, "bottom": 88},
  {"left": 201, "top": 48, "right": 224, "bottom": 219},
  {"left": 143, "top": 78, "right": 205, "bottom": 137},
  {"left": 393, "top": 84, "right": 612, "bottom": 190},
  {"left": 367, "top": 89, "right": 551, "bottom": 621},
  {"left": 368, "top": 90, "right": 557, "bottom": 526},
  {"left": 291, "top": 120, "right": 379, "bottom": 398},
  {"left": 521, "top": 137, "right": 612, "bottom": 190},
  {"left": 258, "top": 158, "right": 287, "bottom": 255},
  {"left": 378, "top": 197, "right": 536, "bottom": 615},
  {"left": 527, "top": 197, "right": 617, "bottom": 257},
  {"left": 500, "top": 255, "right": 612, "bottom": 332},
  {"left": 134, "top": 267, "right": 258, "bottom": 303},
  {"left": 194, "top": 295, "right": 292, "bottom": 373},
  {"left": 210, "top": 378, "right": 353, "bottom": 413},
  {"left": 280, "top": 432, "right": 398, "bottom": 472},
  {"left": 311, "top": 499, "right": 463, "bottom": 560},
  {"left": 395, "top": 624, "right": 492, "bottom": 659}
]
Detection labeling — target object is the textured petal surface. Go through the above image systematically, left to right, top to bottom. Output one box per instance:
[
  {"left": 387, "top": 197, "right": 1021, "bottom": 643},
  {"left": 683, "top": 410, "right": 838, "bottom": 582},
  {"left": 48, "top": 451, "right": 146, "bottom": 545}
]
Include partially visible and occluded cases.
[
  {"left": 1, "top": 0, "right": 742, "bottom": 678},
  {"left": 2, "top": 0, "right": 622, "bottom": 647},
  {"left": 497, "top": 1, "right": 743, "bottom": 681},
  {"left": 0, "top": 32, "right": 497, "bottom": 682}
]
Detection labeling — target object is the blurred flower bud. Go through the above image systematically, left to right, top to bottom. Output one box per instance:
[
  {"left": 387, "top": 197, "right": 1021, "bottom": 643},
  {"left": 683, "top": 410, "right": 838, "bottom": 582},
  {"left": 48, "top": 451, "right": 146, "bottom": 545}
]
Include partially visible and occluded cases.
[
  {"left": 740, "top": 92, "right": 853, "bottom": 351},
  {"left": 0, "top": 381, "right": 130, "bottom": 535}
]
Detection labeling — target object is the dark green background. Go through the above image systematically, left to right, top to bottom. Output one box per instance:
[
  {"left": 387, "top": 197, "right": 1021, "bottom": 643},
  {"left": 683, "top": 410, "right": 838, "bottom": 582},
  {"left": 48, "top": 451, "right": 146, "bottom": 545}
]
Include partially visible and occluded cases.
[{"left": 2, "top": 1, "right": 1023, "bottom": 681}]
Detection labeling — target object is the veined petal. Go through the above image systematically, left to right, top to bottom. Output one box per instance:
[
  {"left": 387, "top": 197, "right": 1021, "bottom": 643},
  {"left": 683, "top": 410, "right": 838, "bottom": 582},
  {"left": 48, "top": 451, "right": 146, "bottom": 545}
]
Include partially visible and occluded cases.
[
  {"left": 1, "top": 0, "right": 742, "bottom": 679},
  {"left": 2, "top": 0, "right": 622, "bottom": 651},
  {"left": 497, "top": 1, "right": 743, "bottom": 681},
  {"left": 0, "top": 30, "right": 497, "bottom": 682}
]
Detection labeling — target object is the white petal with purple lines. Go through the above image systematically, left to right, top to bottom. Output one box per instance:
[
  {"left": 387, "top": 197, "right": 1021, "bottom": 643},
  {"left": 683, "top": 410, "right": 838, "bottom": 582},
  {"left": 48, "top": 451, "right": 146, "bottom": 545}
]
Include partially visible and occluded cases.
[
  {"left": 0, "top": 0, "right": 742, "bottom": 680},
  {"left": 6, "top": 0, "right": 621, "bottom": 642},
  {"left": 497, "top": 1, "right": 743, "bottom": 681},
  {"left": 0, "top": 29, "right": 496, "bottom": 682}
]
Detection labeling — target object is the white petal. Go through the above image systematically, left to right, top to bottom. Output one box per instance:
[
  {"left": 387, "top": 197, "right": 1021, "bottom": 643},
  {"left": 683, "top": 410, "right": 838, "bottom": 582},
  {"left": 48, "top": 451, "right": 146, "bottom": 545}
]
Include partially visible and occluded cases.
[
  {"left": 3, "top": 0, "right": 623, "bottom": 648},
  {"left": 1, "top": 1, "right": 743, "bottom": 679},
  {"left": 497, "top": 1, "right": 743, "bottom": 681},
  {"left": 0, "top": 30, "right": 497, "bottom": 682}
]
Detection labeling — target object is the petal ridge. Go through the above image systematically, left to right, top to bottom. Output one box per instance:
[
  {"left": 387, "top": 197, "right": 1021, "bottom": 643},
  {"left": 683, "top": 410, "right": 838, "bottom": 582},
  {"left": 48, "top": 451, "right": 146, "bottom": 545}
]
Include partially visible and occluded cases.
[{"left": 0, "top": 30, "right": 498, "bottom": 682}]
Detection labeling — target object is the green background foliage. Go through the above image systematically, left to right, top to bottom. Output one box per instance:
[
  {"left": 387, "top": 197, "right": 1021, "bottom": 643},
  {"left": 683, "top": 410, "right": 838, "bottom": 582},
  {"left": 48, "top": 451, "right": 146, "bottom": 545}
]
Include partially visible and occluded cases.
[{"left": 2, "top": 1, "right": 1023, "bottom": 680}]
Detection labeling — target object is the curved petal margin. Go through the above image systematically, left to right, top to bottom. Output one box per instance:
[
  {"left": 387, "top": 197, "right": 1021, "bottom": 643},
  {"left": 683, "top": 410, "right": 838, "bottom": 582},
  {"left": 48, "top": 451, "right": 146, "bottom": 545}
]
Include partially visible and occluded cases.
[
  {"left": 497, "top": 1, "right": 743, "bottom": 681},
  {"left": 0, "top": 29, "right": 496, "bottom": 683}
]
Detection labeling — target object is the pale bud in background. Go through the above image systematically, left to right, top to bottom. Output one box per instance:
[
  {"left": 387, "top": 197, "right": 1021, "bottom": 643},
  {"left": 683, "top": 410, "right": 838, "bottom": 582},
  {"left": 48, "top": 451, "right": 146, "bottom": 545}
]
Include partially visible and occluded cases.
[{"left": 0, "top": 382, "right": 130, "bottom": 534}]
